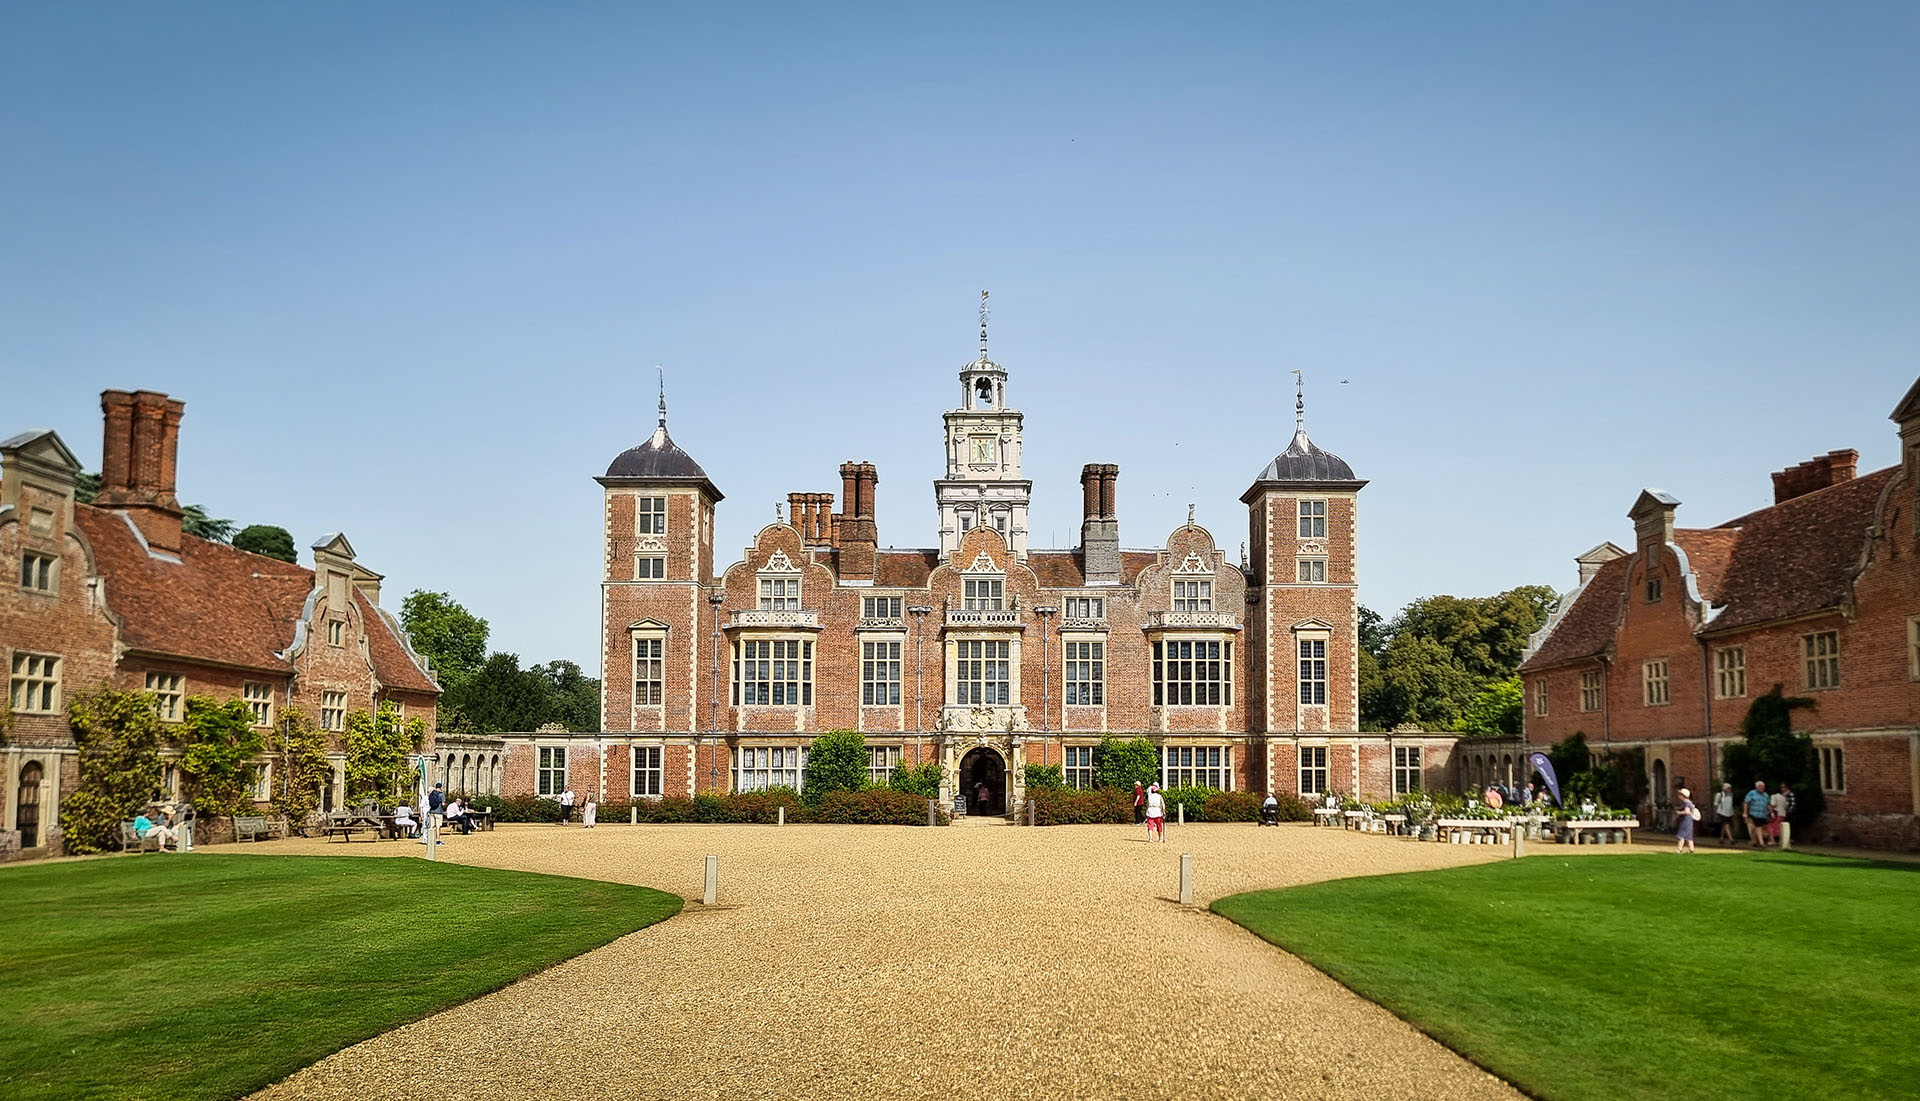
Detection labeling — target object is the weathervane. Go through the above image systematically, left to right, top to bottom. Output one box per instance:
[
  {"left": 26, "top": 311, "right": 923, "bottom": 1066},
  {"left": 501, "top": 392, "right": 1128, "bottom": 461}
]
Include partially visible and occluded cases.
[
  {"left": 979, "top": 290, "right": 990, "bottom": 362},
  {"left": 657, "top": 365, "right": 668, "bottom": 428},
  {"left": 1291, "top": 369, "right": 1305, "bottom": 434},
  {"left": 1187, "top": 502, "right": 1195, "bottom": 525}
]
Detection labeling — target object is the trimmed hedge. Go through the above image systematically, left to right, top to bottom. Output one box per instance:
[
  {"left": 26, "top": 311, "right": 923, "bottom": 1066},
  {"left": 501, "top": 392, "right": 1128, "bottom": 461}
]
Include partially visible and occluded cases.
[
  {"left": 1031, "top": 786, "right": 1314, "bottom": 825},
  {"left": 1032, "top": 787, "right": 1134, "bottom": 825},
  {"left": 477, "top": 788, "right": 939, "bottom": 825},
  {"left": 811, "top": 788, "right": 943, "bottom": 825}
]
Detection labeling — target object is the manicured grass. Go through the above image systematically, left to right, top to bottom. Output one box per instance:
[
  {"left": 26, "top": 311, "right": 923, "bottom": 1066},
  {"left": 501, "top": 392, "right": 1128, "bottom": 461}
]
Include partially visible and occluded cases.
[
  {"left": 1214, "top": 852, "right": 1920, "bottom": 1101},
  {"left": 0, "top": 854, "right": 681, "bottom": 1101}
]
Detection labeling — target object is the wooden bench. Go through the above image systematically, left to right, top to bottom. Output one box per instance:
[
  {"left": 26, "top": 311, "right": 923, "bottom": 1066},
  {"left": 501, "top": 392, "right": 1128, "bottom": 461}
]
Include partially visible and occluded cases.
[
  {"left": 324, "top": 813, "right": 384, "bottom": 842},
  {"left": 233, "top": 815, "right": 281, "bottom": 842},
  {"left": 120, "top": 821, "right": 162, "bottom": 854}
]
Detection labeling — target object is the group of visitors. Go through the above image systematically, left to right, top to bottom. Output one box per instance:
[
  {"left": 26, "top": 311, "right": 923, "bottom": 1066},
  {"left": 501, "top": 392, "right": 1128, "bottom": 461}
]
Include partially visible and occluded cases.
[
  {"left": 1708, "top": 780, "right": 1796, "bottom": 849},
  {"left": 1134, "top": 781, "right": 1168, "bottom": 841},
  {"left": 394, "top": 782, "right": 486, "bottom": 843},
  {"left": 130, "top": 805, "right": 194, "bottom": 852}
]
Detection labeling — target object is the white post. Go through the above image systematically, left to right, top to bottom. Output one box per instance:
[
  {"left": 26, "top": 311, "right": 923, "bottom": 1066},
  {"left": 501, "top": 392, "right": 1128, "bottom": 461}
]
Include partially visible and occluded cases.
[
  {"left": 927, "top": 798, "right": 937, "bottom": 827},
  {"left": 1177, "top": 802, "right": 1186, "bottom": 826},
  {"left": 630, "top": 806, "right": 638, "bottom": 825},
  {"left": 777, "top": 806, "right": 785, "bottom": 827},
  {"left": 423, "top": 813, "right": 437, "bottom": 860},
  {"left": 1780, "top": 821, "right": 1792, "bottom": 851},
  {"left": 1512, "top": 827, "right": 1524, "bottom": 859},
  {"left": 1178, "top": 853, "right": 1193, "bottom": 905},
  {"left": 703, "top": 854, "right": 718, "bottom": 906}
]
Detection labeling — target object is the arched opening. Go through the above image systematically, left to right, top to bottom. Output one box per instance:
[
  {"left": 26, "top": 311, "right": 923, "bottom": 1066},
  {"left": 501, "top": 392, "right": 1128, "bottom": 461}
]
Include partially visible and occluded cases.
[
  {"left": 958, "top": 747, "right": 1006, "bottom": 816},
  {"left": 1503, "top": 754, "right": 1514, "bottom": 787},
  {"left": 1652, "top": 759, "right": 1669, "bottom": 812},
  {"left": 17, "top": 762, "right": 44, "bottom": 849}
]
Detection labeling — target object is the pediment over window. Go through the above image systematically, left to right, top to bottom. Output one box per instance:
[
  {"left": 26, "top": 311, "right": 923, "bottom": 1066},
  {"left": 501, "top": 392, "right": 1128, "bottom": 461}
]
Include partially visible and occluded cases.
[
  {"left": 964, "top": 551, "right": 1001, "bottom": 574},
  {"left": 1172, "top": 552, "right": 1211, "bottom": 575},
  {"left": 1291, "top": 617, "right": 1335, "bottom": 633},
  {"left": 627, "top": 618, "right": 671, "bottom": 633}
]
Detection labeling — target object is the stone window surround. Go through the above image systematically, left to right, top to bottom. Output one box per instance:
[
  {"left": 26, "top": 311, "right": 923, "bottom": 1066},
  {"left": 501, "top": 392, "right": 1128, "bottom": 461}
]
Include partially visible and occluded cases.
[
  {"left": 635, "top": 495, "right": 667, "bottom": 536},
  {"left": 1297, "top": 498, "right": 1327, "bottom": 539},
  {"left": 19, "top": 549, "right": 57, "bottom": 594},
  {"left": 635, "top": 555, "right": 667, "bottom": 580},
  {"left": 1295, "top": 557, "right": 1327, "bottom": 584},
  {"left": 1909, "top": 618, "right": 1920, "bottom": 681},
  {"left": 1803, "top": 630, "right": 1841, "bottom": 690},
  {"left": 632, "top": 631, "right": 666, "bottom": 710},
  {"left": 733, "top": 635, "right": 814, "bottom": 708},
  {"left": 1151, "top": 635, "right": 1232, "bottom": 708},
  {"left": 861, "top": 637, "right": 903, "bottom": 707},
  {"left": 952, "top": 637, "right": 1013, "bottom": 706},
  {"left": 1063, "top": 638, "right": 1105, "bottom": 707},
  {"left": 1714, "top": 646, "right": 1747, "bottom": 699},
  {"left": 8, "top": 651, "right": 61, "bottom": 715},
  {"left": 1643, "top": 659, "right": 1670, "bottom": 706},
  {"left": 1580, "top": 669, "right": 1603, "bottom": 712},
  {"left": 145, "top": 671, "right": 184, "bottom": 722},
  {"left": 1533, "top": 679, "right": 1548, "bottom": 717},
  {"left": 243, "top": 681, "right": 274, "bottom": 728},
  {"left": 320, "top": 690, "right": 347, "bottom": 732},
  {"left": 631, "top": 743, "right": 664, "bottom": 798},
  {"left": 1817, "top": 743, "right": 1845, "bottom": 794},
  {"left": 537, "top": 744, "right": 568, "bottom": 796},
  {"left": 734, "top": 744, "right": 806, "bottom": 792},
  {"left": 867, "top": 744, "right": 902, "bottom": 785},
  {"left": 1063, "top": 744, "right": 1094, "bottom": 788},
  {"left": 1161, "top": 744, "right": 1231, "bottom": 790},
  {"left": 1298, "top": 744, "right": 1329, "bottom": 795},
  {"left": 1393, "top": 745, "right": 1422, "bottom": 795}
]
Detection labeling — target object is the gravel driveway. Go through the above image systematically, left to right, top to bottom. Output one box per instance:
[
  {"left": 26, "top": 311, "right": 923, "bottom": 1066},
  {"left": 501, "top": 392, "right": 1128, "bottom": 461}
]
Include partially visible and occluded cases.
[{"left": 247, "top": 821, "right": 1524, "bottom": 1101}]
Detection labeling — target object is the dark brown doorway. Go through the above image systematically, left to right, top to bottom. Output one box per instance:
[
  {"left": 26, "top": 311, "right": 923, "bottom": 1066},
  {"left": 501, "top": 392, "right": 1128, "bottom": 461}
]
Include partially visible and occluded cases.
[
  {"left": 959, "top": 747, "right": 1005, "bottom": 816},
  {"left": 17, "top": 762, "right": 43, "bottom": 849}
]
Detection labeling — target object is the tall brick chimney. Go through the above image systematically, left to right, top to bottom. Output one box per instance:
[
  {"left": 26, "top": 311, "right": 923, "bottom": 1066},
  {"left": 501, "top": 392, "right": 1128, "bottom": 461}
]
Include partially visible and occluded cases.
[
  {"left": 96, "top": 389, "right": 185, "bottom": 555},
  {"left": 1772, "top": 449, "right": 1859, "bottom": 504},
  {"left": 836, "top": 462, "right": 878, "bottom": 580},
  {"left": 1080, "top": 463, "right": 1119, "bottom": 584},
  {"left": 786, "top": 492, "right": 837, "bottom": 547}
]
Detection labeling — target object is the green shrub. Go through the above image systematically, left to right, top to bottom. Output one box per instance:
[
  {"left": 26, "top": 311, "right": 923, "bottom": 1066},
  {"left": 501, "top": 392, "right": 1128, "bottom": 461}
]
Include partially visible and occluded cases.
[
  {"left": 63, "top": 687, "right": 167, "bottom": 854},
  {"left": 801, "top": 730, "right": 868, "bottom": 806},
  {"left": 1092, "top": 734, "right": 1159, "bottom": 790},
  {"left": 888, "top": 761, "right": 941, "bottom": 797},
  {"left": 1023, "top": 763, "right": 1064, "bottom": 791},
  {"left": 1159, "top": 785, "right": 1217, "bottom": 820},
  {"left": 1032, "top": 786, "right": 1134, "bottom": 825},
  {"left": 812, "top": 788, "right": 940, "bottom": 825},
  {"left": 1198, "top": 790, "right": 1265, "bottom": 822},
  {"left": 1270, "top": 792, "right": 1313, "bottom": 821},
  {"left": 475, "top": 794, "right": 560, "bottom": 822},
  {"left": 643, "top": 795, "right": 696, "bottom": 823},
  {"left": 594, "top": 800, "right": 633, "bottom": 823}
]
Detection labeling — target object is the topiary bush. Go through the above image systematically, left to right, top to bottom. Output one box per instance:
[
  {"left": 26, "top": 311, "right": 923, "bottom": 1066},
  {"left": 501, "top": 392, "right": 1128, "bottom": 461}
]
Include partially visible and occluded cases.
[
  {"left": 801, "top": 730, "right": 868, "bottom": 806},
  {"left": 888, "top": 761, "right": 941, "bottom": 797},
  {"left": 1032, "top": 786, "right": 1134, "bottom": 825}
]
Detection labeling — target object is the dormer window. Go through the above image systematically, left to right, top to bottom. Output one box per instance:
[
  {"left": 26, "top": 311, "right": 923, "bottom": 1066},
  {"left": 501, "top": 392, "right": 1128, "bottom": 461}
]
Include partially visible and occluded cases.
[
  {"left": 1645, "top": 573, "right": 1663, "bottom": 603},
  {"left": 759, "top": 577, "right": 800, "bottom": 611},
  {"left": 964, "top": 577, "right": 1004, "bottom": 611},
  {"left": 1173, "top": 580, "right": 1213, "bottom": 613}
]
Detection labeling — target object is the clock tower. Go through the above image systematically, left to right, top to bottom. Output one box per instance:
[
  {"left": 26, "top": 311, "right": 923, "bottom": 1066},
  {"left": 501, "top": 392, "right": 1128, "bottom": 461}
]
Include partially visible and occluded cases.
[{"left": 936, "top": 291, "right": 1032, "bottom": 561}]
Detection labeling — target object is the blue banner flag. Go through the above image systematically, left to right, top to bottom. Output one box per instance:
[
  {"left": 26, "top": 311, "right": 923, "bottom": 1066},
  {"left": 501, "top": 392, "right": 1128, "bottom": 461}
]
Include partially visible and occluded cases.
[{"left": 1527, "top": 752, "right": 1562, "bottom": 806}]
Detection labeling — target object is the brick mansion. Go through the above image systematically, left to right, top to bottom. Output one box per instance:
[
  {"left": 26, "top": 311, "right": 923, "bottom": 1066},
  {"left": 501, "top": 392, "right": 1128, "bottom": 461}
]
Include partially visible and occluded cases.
[{"left": 499, "top": 323, "right": 1462, "bottom": 815}]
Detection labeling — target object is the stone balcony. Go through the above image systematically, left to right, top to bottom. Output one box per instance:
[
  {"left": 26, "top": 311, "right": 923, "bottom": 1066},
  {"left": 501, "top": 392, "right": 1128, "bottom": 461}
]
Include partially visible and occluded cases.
[
  {"left": 728, "top": 609, "right": 820, "bottom": 629},
  {"left": 945, "top": 609, "right": 1024, "bottom": 628},
  {"left": 1143, "top": 611, "right": 1240, "bottom": 630}
]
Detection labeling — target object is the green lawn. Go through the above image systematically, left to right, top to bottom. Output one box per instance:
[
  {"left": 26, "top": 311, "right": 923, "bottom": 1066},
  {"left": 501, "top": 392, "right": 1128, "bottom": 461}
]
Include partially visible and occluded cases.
[
  {"left": 1213, "top": 852, "right": 1920, "bottom": 1101},
  {"left": 0, "top": 854, "right": 682, "bottom": 1101}
]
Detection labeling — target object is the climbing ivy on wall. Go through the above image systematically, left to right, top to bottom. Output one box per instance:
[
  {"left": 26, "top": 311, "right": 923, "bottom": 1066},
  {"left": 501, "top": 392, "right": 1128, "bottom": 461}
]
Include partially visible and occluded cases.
[
  {"left": 61, "top": 687, "right": 166, "bottom": 854},
  {"left": 344, "top": 702, "right": 427, "bottom": 803}
]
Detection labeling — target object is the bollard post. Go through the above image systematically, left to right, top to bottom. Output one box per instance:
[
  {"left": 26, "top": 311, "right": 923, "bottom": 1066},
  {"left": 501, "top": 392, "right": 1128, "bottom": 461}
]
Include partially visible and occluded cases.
[
  {"left": 927, "top": 798, "right": 937, "bottom": 827},
  {"left": 1027, "top": 799, "right": 1036, "bottom": 826},
  {"left": 1177, "top": 803, "right": 1186, "bottom": 827},
  {"left": 630, "top": 806, "right": 638, "bottom": 825},
  {"left": 777, "top": 806, "right": 785, "bottom": 827},
  {"left": 423, "top": 814, "right": 437, "bottom": 861},
  {"left": 1781, "top": 821, "right": 1792, "bottom": 851},
  {"left": 1512, "top": 827, "right": 1525, "bottom": 859},
  {"left": 1179, "top": 853, "right": 1194, "bottom": 905},
  {"left": 703, "top": 854, "right": 718, "bottom": 906}
]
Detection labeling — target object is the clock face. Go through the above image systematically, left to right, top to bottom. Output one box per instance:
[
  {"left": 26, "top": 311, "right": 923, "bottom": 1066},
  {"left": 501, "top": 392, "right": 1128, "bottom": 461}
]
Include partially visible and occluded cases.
[{"left": 972, "top": 438, "right": 994, "bottom": 463}]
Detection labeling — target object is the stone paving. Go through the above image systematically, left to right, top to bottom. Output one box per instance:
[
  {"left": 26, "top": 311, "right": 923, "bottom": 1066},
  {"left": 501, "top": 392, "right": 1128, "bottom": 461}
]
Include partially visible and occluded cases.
[{"left": 245, "top": 820, "right": 1533, "bottom": 1101}]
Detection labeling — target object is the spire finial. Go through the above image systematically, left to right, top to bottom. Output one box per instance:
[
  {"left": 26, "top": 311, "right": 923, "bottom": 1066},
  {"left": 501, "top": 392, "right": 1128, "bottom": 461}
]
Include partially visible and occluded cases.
[
  {"left": 979, "top": 290, "right": 990, "bottom": 363},
  {"left": 657, "top": 365, "right": 668, "bottom": 429},
  {"left": 1291, "top": 369, "right": 1305, "bottom": 434},
  {"left": 775, "top": 500, "right": 782, "bottom": 523},
  {"left": 1187, "top": 502, "right": 1196, "bottom": 525}
]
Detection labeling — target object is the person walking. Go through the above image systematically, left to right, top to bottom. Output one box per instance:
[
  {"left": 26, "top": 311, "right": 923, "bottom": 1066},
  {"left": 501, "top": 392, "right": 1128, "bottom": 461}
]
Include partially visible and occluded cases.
[
  {"left": 1744, "top": 780, "right": 1771, "bottom": 849},
  {"left": 1133, "top": 781, "right": 1146, "bottom": 826},
  {"left": 427, "top": 783, "right": 446, "bottom": 833},
  {"left": 1144, "top": 783, "right": 1165, "bottom": 842},
  {"left": 1714, "top": 783, "right": 1736, "bottom": 846},
  {"left": 1768, "top": 785, "right": 1788, "bottom": 845},
  {"left": 559, "top": 787, "right": 576, "bottom": 825},
  {"left": 1673, "top": 787, "right": 1698, "bottom": 854},
  {"left": 583, "top": 792, "right": 599, "bottom": 829}
]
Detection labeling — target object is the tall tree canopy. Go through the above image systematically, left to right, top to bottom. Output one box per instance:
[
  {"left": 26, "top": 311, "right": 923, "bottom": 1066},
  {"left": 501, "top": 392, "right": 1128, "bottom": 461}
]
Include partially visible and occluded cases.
[
  {"left": 232, "top": 524, "right": 298, "bottom": 562},
  {"left": 1360, "top": 585, "right": 1557, "bottom": 733},
  {"left": 400, "top": 590, "right": 490, "bottom": 691}
]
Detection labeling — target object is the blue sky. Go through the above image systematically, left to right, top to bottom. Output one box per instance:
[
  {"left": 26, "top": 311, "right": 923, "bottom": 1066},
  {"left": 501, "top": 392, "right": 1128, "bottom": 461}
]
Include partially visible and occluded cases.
[{"left": 5, "top": 2, "right": 1916, "bottom": 671}]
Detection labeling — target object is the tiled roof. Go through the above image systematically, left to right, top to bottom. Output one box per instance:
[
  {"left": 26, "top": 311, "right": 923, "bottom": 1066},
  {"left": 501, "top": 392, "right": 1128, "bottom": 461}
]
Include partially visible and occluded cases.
[
  {"left": 1703, "top": 466, "right": 1893, "bottom": 634},
  {"left": 77, "top": 504, "right": 440, "bottom": 695},
  {"left": 78, "top": 505, "right": 308, "bottom": 673},
  {"left": 1673, "top": 528, "right": 1739, "bottom": 604},
  {"left": 873, "top": 550, "right": 939, "bottom": 588},
  {"left": 1027, "top": 552, "right": 1085, "bottom": 588},
  {"left": 1520, "top": 555, "right": 1628, "bottom": 670},
  {"left": 356, "top": 590, "right": 439, "bottom": 694}
]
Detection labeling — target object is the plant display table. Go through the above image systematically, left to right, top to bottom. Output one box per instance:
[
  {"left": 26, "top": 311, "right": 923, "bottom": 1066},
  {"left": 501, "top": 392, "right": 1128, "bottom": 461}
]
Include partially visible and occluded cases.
[
  {"left": 1311, "top": 807, "right": 1343, "bottom": 827},
  {"left": 1435, "top": 817, "right": 1513, "bottom": 844},
  {"left": 1557, "top": 819, "right": 1640, "bottom": 844}
]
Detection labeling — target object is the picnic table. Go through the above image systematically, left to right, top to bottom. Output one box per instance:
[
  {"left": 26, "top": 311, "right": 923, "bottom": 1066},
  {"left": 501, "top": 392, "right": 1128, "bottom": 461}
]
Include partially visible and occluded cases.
[{"left": 324, "top": 812, "right": 401, "bottom": 842}]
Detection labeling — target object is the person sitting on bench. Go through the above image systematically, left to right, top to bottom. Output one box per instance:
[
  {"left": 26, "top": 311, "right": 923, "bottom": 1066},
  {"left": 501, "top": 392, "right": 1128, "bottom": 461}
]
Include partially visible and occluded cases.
[
  {"left": 445, "top": 798, "right": 475, "bottom": 835},
  {"left": 393, "top": 803, "right": 419, "bottom": 838}
]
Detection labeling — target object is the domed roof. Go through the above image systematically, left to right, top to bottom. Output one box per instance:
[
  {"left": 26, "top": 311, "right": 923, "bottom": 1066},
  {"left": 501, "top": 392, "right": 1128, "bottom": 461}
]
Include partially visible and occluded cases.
[
  {"left": 605, "top": 424, "right": 708, "bottom": 480},
  {"left": 1256, "top": 429, "right": 1358, "bottom": 482}
]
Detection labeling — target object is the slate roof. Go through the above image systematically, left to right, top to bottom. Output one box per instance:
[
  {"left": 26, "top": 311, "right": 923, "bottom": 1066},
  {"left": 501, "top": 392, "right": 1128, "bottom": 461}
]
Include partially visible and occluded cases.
[
  {"left": 601, "top": 424, "right": 722, "bottom": 500},
  {"left": 1521, "top": 466, "right": 1896, "bottom": 668},
  {"left": 76, "top": 504, "right": 438, "bottom": 693},
  {"left": 863, "top": 548, "right": 1159, "bottom": 589}
]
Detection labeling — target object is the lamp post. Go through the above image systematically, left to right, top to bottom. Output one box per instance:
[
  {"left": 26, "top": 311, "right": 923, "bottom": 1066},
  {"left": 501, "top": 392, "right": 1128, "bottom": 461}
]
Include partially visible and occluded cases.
[{"left": 708, "top": 590, "right": 724, "bottom": 792}]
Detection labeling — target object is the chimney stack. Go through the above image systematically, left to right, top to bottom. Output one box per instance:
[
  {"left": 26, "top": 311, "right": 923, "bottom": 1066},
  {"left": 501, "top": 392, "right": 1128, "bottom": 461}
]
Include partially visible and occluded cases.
[
  {"left": 96, "top": 389, "right": 186, "bottom": 555},
  {"left": 1771, "top": 448, "right": 1859, "bottom": 505},
  {"left": 836, "top": 462, "right": 879, "bottom": 580},
  {"left": 1080, "top": 463, "right": 1120, "bottom": 584}
]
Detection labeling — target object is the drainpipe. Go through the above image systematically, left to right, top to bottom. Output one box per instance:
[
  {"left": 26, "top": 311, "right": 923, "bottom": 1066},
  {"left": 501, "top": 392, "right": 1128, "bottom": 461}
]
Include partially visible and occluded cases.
[
  {"left": 708, "top": 591, "right": 724, "bottom": 791},
  {"left": 910, "top": 605, "right": 932, "bottom": 765},
  {"left": 1035, "top": 606, "right": 1056, "bottom": 767},
  {"left": 1701, "top": 638, "right": 1714, "bottom": 792}
]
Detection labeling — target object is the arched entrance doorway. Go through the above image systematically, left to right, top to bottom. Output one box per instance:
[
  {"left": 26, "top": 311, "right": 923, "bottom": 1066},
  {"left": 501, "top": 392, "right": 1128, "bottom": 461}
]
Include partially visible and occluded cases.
[
  {"left": 958, "top": 747, "right": 1006, "bottom": 816},
  {"left": 18, "top": 762, "right": 44, "bottom": 849}
]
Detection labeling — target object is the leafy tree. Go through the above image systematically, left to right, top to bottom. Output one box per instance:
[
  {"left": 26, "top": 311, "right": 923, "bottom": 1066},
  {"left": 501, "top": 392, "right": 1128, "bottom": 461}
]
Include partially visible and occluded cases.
[
  {"left": 75, "top": 471, "right": 101, "bottom": 503},
  {"left": 182, "top": 504, "right": 235, "bottom": 542},
  {"left": 232, "top": 524, "right": 298, "bottom": 562},
  {"left": 1362, "top": 585, "right": 1558, "bottom": 731},
  {"left": 400, "top": 590, "right": 490, "bottom": 692},
  {"left": 1358, "top": 605, "right": 1389, "bottom": 659},
  {"left": 1374, "top": 633, "right": 1479, "bottom": 730},
  {"left": 448, "top": 652, "right": 550, "bottom": 733},
  {"left": 530, "top": 660, "right": 602, "bottom": 731},
  {"left": 1456, "top": 676, "right": 1524, "bottom": 736},
  {"left": 1722, "top": 686, "right": 1823, "bottom": 826},
  {"left": 61, "top": 687, "right": 167, "bottom": 853},
  {"left": 174, "top": 695, "right": 266, "bottom": 817},
  {"left": 344, "top": 702, "right": 427, "bottom": 803},
  {"left": 271, "top": 707, "right": 332, "bottom": 822},
  {"left": 801, "top": 730, "right": 869, "bottom": 805},
  {"left": 1092, "top": 734, "right": 1159, "bottom": 790},
  {"left": 889, "top": 760, "right": 941, "bottom": 797},
  {"left": 1023, "top": 763, "right": 1064, "bottom": 791}
]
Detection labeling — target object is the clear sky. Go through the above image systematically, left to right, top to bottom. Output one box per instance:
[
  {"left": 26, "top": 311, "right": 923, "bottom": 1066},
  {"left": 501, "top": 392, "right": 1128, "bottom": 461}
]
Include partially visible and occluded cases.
[{"left": 5, "top": 2, "right": 1916, "bottom": 671}]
